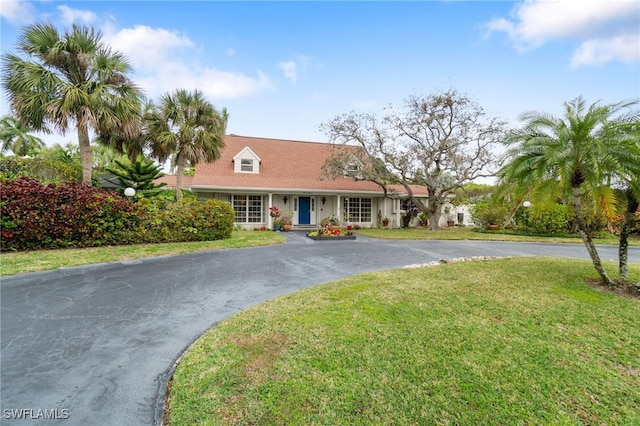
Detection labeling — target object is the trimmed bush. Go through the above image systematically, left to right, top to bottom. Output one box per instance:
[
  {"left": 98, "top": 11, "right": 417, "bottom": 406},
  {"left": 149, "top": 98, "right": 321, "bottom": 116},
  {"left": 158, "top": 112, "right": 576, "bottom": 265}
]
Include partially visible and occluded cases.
[
  {"left": 1, "top": 177, "right": 143, "bottom": 250},
  {"left": 1, "top": 177, "right": 234, "bottom": 251},
  {"left": 138, "top": 197, "right": 234, "bottom": 243},
  {"left": 470, "top": 200, "right": 509, "bottom": 226},
  {"left": 528, "top": 202, "right": 571, "bottom": 235}
]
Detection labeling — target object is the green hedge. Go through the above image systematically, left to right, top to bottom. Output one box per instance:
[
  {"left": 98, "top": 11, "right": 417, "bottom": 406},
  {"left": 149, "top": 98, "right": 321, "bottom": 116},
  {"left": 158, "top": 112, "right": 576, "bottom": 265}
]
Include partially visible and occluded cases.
[
  {"left": 1, "top": 177, "right": 234, "bottom": 251},
  {"left": 137, "top": 197, "right": 234, "bottom": 243},
  {"left": 527, "top": 202, "right": 572, "bottom": 234}
]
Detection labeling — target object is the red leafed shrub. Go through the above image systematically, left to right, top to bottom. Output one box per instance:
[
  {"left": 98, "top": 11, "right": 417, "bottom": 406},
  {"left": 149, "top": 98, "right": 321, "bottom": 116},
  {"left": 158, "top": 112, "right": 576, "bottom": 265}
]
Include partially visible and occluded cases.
[{"left": 1, "top": 177, "right": 143, "bottom": 250}]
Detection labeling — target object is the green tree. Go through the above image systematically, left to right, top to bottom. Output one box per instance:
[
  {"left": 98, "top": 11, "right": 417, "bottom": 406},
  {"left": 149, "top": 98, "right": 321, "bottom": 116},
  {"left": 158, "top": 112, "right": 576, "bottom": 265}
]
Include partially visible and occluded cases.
[
  {"left": 1, "top": 23, "right": 143, "bottom": 184},
  {"left": 146, "top": 89, "right": 227, "bottom": 201},
  {"left": 498, "top": 96, "right": 640, "bottom": 289},
  {"left": 96, "top": 99, "right": 153, "bottom": 164},
  {"left": 0, "top": 115, "right": 45, "bottom": 156},
  {"left": 106, "top": 157, "right": 166, "bottom": 197}
]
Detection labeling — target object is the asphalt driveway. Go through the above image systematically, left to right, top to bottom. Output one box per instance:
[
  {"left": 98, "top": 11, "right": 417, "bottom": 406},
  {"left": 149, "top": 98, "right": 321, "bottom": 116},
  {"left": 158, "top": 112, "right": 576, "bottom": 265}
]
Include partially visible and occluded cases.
[{"left": 1, "top": 233, "right": 637, "bottom": 425}]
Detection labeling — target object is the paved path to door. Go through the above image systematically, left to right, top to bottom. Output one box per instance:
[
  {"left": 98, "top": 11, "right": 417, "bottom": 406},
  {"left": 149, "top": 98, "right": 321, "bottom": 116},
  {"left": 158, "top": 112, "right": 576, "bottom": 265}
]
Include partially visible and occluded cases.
[{"left": 2, "top": 233, "right": 637, "bottom": 425}]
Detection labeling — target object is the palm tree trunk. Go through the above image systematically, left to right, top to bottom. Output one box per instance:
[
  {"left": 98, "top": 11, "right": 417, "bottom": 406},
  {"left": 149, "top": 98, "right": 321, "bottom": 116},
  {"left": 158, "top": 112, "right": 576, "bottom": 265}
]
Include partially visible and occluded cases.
[
  {"left": 78, "top": 124, "right": 92, "bottom": 184},
  {"left": 175, "top": 154, "right": 185, "bottom": 202},
  {"left": 571, "top": 184, "right": 613, "bottom": 286},
  {"left": 617, "top": 191, "right": 639, "bottom": 287},
  {"left": 618, "top": 215, "right": 630, "bottom": 285}
]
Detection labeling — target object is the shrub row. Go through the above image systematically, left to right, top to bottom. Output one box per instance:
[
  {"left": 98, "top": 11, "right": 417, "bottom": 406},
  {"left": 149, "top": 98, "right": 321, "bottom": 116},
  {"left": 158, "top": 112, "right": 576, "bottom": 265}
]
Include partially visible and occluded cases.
[
  {"left": 1, "top": 177, "right": 234, "bottom": 251},
  {"left": 137, "top": 197, "right": 234, "bottom": 243}
]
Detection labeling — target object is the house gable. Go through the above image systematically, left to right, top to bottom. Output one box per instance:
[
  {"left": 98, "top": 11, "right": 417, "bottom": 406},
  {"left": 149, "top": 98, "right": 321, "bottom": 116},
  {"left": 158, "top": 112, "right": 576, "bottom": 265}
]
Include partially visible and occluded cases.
[{"left": 233, "top": 146, "right": 261, "bottom": 174}]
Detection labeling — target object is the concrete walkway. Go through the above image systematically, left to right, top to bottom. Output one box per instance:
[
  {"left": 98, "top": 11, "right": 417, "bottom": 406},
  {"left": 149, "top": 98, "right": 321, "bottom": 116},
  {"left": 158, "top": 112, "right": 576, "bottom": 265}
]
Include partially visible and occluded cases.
[{"left": 1, "top": 233, "right": 637, "bottom": 425}]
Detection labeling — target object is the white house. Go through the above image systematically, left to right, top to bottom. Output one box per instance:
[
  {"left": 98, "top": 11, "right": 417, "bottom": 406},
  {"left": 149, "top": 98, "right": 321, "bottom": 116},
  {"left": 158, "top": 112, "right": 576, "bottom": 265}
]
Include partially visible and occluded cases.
[{"left": 160, "top": 135, "right": 469, "bottom": 229}]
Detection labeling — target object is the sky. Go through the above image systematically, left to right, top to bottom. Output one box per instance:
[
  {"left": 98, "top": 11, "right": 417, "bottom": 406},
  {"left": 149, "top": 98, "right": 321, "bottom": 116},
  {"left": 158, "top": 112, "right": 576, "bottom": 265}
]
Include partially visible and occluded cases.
[{"left": 1, "top": 0, "right": 639, "bottom": 147}]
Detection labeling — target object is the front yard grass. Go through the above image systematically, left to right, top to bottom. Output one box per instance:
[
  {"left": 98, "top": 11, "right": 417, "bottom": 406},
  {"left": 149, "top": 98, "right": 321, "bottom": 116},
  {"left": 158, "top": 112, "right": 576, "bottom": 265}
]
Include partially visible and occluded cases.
[
  {"left": 357, "top": 226, "right": 640, "bottom": 245},
  {"left": 2, "top": 227, "right": 638, "bottom": 276},
  {"left": 0, "top": 230, "right": 286, "bottom": 276},
  {"left": 168, "top": 257, "right": 640, "bottom": 425}
]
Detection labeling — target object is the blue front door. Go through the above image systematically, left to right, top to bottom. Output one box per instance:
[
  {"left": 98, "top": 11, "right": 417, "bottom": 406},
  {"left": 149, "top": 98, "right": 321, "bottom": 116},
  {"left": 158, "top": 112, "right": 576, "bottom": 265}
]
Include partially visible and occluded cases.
[{"left": 299, "top": 197, "right": 311, "bottom": 225}]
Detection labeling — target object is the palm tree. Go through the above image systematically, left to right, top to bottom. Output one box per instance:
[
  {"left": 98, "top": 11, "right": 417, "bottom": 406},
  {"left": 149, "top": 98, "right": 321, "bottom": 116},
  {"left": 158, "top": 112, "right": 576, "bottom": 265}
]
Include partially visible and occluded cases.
[
  {"left": 1, "top": 23, "right": 143, "bottom": 184},
  {"left": 146, "top": 89, "right": 227, "bottom": 201},
  {"left": 498, "top": 96, "right": 640, "bottom": 288},
  {"left": 96, "top": 99, "right": 153, "bottom": 164},
  {"left": 0, "top": 115, "right": 45, "bottom": 156}
]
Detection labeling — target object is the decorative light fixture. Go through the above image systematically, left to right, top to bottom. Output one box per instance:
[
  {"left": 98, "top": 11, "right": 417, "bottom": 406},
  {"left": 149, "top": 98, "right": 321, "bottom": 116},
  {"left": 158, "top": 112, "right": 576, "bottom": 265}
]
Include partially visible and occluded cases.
[
  {"left": 124, "top": 187, "right": 136, "bottom": 198},
  {"left": 283, "top": 196, "right": 288, "bottom": 205},
  {"left": 322, "top": 196, "right": 326, "bottom": 205},
  {"left": 523, "top": 200, "right": 531, "bottom": 208}
]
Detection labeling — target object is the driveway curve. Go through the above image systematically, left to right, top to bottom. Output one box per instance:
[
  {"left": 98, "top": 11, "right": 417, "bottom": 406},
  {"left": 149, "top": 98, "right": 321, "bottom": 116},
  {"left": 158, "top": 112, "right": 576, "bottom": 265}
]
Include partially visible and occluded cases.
[{"left": 2, "top": 233, "right": 638, "bottom": 425}]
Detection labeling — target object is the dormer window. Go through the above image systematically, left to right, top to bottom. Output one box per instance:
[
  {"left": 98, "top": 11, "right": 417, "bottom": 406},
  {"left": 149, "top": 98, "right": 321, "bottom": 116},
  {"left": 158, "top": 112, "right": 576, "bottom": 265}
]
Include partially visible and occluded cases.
[
  {"left": 233, "top": 146, "right": 261, "bottom": 174},
  {"left": 344, "top": 156, "right": 363, "bottom": 178},
  {"left": 241, "top": 159, "right": 254, "bottom": 172},
  {"left": 346, "top": 162, "right": 360, "bottom": 174}
]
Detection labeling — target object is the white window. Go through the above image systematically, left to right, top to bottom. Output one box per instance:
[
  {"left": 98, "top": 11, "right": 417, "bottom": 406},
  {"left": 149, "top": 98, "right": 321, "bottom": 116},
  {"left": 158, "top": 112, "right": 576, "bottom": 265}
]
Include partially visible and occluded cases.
[
  {"left": 240, "top": 159, "right": 253, "bottom": 172},
  {"left": 346, "top": 163, "right": 360, "bottom": 174},
  {"left": 230, "top": 195, "right": 263, "bottom": 223},
  {"left": 343, "top": 197, "right": 372, "bottom": 222}
]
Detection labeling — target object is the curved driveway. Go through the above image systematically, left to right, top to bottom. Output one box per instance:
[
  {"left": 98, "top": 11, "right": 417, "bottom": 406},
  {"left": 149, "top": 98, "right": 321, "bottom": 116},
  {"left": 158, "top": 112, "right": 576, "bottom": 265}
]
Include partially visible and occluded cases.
[{"left": 2, "top": 233, "right": 638, "bottom": 425}]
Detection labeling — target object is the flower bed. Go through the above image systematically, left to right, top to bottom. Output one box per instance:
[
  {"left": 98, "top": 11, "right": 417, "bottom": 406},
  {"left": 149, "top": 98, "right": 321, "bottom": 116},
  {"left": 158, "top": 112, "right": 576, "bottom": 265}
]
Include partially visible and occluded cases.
[
  {"left": 307, "top": 226, "right": 356, "bottom": 240},
  {"left": 307, "top": 234, "right": 356, "bottom": 241}
]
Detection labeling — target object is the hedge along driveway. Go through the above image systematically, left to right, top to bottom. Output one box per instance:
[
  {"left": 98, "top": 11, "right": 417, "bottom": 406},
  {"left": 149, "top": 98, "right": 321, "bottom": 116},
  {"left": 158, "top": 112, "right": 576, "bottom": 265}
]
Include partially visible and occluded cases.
[{"left": 1, "top": 233, "right": 637, "bottom": 425}]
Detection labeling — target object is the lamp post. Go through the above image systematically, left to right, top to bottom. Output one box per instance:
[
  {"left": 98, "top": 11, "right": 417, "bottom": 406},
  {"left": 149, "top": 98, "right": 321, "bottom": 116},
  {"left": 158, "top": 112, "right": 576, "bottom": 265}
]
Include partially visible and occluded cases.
[{"left": 522, "top": 200, "right": 531, "bottom": 232}]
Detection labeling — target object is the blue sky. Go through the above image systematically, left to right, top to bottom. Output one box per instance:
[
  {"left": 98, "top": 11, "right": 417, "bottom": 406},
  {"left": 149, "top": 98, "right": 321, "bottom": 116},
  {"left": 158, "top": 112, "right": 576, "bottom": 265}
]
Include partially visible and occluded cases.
[{"left": 1, "top": 0, "right": 639, "bottom": 146}]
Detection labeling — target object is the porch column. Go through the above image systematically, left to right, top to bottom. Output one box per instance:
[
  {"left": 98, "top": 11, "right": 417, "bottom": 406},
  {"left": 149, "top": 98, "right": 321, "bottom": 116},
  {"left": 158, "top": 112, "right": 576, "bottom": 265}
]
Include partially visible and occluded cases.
[
  {"left": 267, "top": 193, "right": 273, "bottom": 229},
  {"left": 336, "top": 194, "right": 341, "bottom": 221}
]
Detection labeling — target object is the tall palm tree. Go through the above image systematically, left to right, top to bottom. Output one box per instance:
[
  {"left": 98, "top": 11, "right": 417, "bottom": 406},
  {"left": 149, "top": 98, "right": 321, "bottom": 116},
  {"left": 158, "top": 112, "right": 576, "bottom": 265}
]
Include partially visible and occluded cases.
[
  {"left": 1, "top": 23, "right": 143, "bottom": 183},
  {"left": 146, "top": 89, "right": 227, "bottom": 201},
  {"left": 498, "top": 96, "right": 640, "bottom": 287},
  {"left": 96, "top": 99, "right": 153, "bottom": 164},
  {"left": 0, "top": 115, "right": 45, "bottom": 156}
]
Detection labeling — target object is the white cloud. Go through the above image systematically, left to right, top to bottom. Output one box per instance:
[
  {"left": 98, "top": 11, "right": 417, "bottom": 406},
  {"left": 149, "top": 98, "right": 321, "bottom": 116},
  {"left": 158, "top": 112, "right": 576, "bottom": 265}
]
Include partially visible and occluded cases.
[
  {"left": 0, "top": 0, "right": 36, "bottom": 24},
  {"left": 485, "top": 0, "right": 639, "bottom": 66},
  {"left": 57, "top": 5, "right": 97, "bottom": 25},
  {"left": 102, "top": 24, "right": 272, "bottom": 99},
  {"left": 103, "top": 24, "right": 194, "bottom": 72},
  {"left": 572, "top": 34, "right": 640, "bottom": 67},
  {"left": 279, "top": 55, "right": 311, "bottom": 84},
  {"left": 279, "top": 61, "right": 298, "bottom": 83},
  {"left": 137, "top": 63, "right": 272, "bottom": 99}
]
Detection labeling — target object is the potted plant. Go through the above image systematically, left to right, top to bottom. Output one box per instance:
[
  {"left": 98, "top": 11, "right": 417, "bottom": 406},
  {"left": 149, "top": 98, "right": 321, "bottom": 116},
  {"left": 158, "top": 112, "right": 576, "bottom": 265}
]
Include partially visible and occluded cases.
[
  {"left": 471, "top": 201, "right": 509, "bottom": 230},
  {"left": 269, "top": 206, "right": 282, "bottom": 231},
  {"left": 444, "top": 206, "right": 455, "bottom": 227},
  {"left": 281, "top": 210, "right": 294, "bottom": 231},
  {"left": 418, "top": 211, "right": 428, "bottom": 227},
  {"left": 382, "top": 217, "right": 390, "bottom": 227}
]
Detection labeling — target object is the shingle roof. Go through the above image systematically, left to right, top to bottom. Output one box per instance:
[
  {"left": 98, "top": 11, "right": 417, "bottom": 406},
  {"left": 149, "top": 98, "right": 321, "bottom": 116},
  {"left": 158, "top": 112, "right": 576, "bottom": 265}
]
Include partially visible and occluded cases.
[
  {"left": 190, "top": 134, "right": 427, "bottom": 196},
  {"left": 155, "top": 175, "right": 193, "bottom": 188}
]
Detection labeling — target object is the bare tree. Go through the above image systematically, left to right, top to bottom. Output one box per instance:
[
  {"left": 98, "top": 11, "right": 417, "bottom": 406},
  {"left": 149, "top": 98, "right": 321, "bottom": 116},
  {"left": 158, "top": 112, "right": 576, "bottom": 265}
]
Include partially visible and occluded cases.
[{"left": 321, "top": 89, "right": 506, "bottom": 229}]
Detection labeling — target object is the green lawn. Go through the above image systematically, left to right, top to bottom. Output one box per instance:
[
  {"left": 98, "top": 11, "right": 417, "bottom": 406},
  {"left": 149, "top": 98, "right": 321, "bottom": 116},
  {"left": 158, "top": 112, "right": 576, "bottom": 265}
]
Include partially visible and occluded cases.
[
  {"left": 357, "top": 225, "right": 640, "bottom": 245},
  {"left": 2, "top": 227, "right": 637, "bottom": 276},
  {"left": 0, "top": 230, "right": 286, "bottom": 276},
  {"left": 168, "top": 258, "right": 640, "bottom": 425}
]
